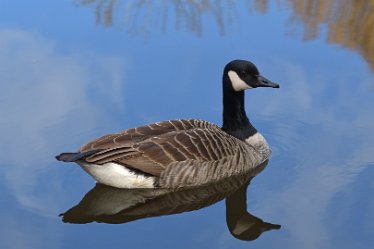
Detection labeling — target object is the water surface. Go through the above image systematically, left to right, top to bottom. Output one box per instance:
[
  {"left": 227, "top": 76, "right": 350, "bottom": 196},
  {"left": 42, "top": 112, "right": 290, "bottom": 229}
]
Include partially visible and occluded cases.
[{"left": 1, "top": 1, "right": 373, "bottom": 248}]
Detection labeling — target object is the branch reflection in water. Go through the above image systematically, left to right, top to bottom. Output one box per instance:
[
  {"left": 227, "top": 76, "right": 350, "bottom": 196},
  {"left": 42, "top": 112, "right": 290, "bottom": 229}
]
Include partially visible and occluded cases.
[
  {"left": 78, "top": 0, "right": 374, "bottom": 72},
  {"left": 78, "top": 0, "right": 242, "bottom": 36},
  {"left": 61, "top": 160, "right": 280, "bottom": 242}
]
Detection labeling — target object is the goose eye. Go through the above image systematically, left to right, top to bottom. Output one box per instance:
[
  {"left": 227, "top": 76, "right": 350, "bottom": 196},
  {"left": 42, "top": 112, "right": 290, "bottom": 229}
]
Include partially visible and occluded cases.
[{"left": 240, "top": 70, "right": 246, "bottom": 75}]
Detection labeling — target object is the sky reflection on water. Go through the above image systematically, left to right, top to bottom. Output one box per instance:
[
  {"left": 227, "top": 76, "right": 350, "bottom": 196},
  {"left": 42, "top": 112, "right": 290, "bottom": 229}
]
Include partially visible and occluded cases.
[{"left": 0, "top": 0, "right": 373, "bottom": 249}]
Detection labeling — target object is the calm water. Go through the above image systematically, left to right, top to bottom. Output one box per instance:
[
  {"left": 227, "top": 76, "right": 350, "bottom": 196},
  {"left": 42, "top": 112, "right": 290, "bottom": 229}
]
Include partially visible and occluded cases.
[{"left": 1, "top": 1, "right": 374, "bottom": 248}]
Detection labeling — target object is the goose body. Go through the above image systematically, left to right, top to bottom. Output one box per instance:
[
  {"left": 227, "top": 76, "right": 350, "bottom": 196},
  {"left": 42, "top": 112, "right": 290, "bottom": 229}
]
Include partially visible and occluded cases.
[{"left": 56, "top": 60, "right": 279, "bottom": 188}]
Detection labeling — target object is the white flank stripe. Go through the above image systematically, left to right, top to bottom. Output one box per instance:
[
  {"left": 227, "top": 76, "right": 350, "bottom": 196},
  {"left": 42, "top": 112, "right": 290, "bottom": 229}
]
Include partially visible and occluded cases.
[{"left": 78, "top": 162, "right": 155, "bottom": 188}]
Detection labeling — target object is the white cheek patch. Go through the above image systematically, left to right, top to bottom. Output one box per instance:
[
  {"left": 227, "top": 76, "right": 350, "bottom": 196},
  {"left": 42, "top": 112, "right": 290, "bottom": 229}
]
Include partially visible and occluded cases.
[{"left": 228, "top": 70, "right": 252, "bottom": 91}]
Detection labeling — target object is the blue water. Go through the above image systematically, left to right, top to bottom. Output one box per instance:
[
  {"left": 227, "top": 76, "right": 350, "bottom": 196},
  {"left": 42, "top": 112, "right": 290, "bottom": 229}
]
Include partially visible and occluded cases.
[{"left": 1, "top": 1, "right": 373, "bottom": 248}]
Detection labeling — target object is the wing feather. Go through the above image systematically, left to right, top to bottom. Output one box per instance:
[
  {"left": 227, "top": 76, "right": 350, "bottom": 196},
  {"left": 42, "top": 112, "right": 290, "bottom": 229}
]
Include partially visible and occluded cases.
[{"left": 77, "top": 119, "right": 239, "bottom": 177}]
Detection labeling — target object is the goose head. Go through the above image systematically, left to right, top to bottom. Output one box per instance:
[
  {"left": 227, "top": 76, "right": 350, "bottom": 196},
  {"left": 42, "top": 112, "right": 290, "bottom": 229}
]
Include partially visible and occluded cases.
[
  {"left": 221, "top": 59, "right": 279, "bottom": 140},
  {"left": 224, "top": 60, "right": 279, "bottom": 91}
]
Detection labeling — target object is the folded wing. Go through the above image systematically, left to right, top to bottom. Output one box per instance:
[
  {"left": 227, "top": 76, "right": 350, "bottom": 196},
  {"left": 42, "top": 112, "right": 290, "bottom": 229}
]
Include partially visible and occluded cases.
[{"left": 78, "top": 120, "right": 240, "bottom": 177}]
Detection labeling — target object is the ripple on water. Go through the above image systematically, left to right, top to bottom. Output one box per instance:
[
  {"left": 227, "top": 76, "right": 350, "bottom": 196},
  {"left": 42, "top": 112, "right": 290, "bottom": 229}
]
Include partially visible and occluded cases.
[{"left": 255, "top": 114, "right": 307, "bottom": 160}]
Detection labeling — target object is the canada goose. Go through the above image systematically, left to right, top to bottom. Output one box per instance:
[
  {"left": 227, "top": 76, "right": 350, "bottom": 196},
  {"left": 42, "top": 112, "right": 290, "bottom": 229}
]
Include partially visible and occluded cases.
[{"left": 56, "top": 59, "right": 279, "bottom": 188}]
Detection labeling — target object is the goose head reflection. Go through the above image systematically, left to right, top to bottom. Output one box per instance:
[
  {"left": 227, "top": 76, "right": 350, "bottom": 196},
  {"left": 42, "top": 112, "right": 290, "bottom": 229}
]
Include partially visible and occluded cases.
[
  {"left": 61, "top": 160, "right": 280, "bottom": 242},
  {"left": 225, "top": 178, "right": 281, "bottom": 241}
]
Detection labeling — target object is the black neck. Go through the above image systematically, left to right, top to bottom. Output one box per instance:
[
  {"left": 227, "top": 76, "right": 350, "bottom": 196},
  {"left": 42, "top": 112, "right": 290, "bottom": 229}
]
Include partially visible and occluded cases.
[
  {"left": 222, "top": 76, "right": 257, "bottom": 140},
  {"left": 226, "top": 180, "right": 250, "bottom": 218}
]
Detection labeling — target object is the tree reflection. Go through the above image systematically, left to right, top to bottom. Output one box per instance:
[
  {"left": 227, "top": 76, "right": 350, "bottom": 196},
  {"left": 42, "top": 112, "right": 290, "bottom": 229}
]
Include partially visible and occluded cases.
[
  {"left": 77, "top": 0, "right": 374, "bottom": 71},
  {"left": 78, "top": 0, "right": 244, "bottom": 36},
  {"left": 283, "top": 0, "right": 374, "bottom": 72}
]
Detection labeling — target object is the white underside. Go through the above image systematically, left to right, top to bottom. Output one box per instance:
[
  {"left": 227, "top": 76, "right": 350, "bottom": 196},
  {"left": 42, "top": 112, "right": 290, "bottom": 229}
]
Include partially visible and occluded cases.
[{"left": 78, "top": 162, "right": 155, "bottom": 189}]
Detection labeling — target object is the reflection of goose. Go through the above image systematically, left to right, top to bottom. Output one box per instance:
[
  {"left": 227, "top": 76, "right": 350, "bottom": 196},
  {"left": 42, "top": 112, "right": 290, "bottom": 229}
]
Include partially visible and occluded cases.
[
  {"left": 56, "top": 60, "right": 279, "bottom": 188},
  {"left": 61, "top": 160, "right": 280, "bottom": 241},
  {"left": 226, "top": 179, "right": 281, "bottom": 241}
]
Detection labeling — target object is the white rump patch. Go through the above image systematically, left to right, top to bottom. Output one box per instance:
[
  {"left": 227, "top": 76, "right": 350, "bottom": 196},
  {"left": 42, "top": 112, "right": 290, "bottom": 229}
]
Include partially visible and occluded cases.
[
  {"left": 228, "top": 70, "right": 252, "bottom": 91},
  {"left": 78, "top": 162, "right": 155, "bottom": 189}
]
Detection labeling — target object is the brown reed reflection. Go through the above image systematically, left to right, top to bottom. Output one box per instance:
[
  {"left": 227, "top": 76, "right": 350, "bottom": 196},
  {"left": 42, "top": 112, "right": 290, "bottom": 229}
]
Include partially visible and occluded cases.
[
  {"left": 77, "top": 0, "right": 374, "bottom": 71},
  {"left": 77, "top": 0, "right": 243, "bottom": 36},
  {"left": 77, "top": 0, "right": 279, "bottom": 36},
  {"left": 283, "top": 0, "right": 374, "bottom": 72}
]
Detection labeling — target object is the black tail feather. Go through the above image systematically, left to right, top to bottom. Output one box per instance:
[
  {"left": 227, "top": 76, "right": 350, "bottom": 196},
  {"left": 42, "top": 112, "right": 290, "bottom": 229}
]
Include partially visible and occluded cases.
[{"left": 55, "top": 150, "right": 101, "bottom": 162}]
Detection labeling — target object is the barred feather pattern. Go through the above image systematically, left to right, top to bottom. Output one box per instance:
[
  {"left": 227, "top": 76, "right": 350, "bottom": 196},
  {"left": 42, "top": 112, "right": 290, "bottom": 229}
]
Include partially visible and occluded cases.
[{"left": 78, "top": 119, "right": 270, "bottom": 188}]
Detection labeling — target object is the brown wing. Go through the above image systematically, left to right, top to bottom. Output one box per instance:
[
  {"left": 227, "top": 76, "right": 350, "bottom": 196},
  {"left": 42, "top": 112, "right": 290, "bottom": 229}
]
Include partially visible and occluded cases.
[
  {"left": 79, "top": 119, "right": 227, "bottom": 176},
  {"left": 79, "top": 119, "right": 201, "bottom": 152}
]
